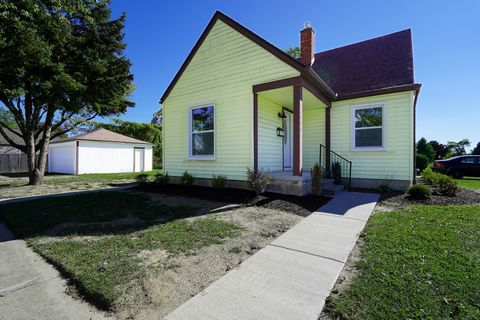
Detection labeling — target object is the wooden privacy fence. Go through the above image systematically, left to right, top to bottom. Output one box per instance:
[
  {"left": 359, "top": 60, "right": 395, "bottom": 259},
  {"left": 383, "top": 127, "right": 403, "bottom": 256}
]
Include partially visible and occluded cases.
[{"left": 0, "top": 153, "right": 47, "bottom": 173}]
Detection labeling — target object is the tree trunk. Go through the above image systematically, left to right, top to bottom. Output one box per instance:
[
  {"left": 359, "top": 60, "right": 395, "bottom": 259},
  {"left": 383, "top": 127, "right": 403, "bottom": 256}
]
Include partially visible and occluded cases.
[{"left": 26, "top": 124, "right": 52, "bottom": 186}]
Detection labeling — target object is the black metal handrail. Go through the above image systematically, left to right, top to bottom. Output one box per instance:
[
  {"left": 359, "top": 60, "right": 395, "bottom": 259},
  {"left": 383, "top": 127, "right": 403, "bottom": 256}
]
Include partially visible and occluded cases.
[{"left": 319, "top": 144, "right": 352, "bottom": 189}]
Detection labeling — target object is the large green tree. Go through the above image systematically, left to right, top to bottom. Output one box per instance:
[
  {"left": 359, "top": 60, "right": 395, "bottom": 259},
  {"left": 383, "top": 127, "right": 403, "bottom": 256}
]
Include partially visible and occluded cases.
[
  {"left": 0, "top": 0, "right": 134, "bottom": 185},
  {"left": 90, "top": 118, "right": 162, "bottom": 166},
  {"left": 416, "top": 138, "right": 435, "bottom": 162},
  {"left": 447, "top": 139, "right": 471, "bottom": 157},
  {"left": 471, "top": 142, "right": 480, "bottom": 155}
]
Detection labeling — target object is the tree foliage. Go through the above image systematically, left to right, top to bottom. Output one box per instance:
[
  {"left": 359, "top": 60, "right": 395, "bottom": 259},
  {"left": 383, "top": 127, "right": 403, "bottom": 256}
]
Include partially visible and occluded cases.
[
  {"left": 0, "top": 0, "right": 134, "bottom": 184},
  {"left": 285, "top": 46, "right": 300, "bottom": 59},
  {"left": 151, "top": 108, "right": 162, "bottom": 126},
  {"left": 90, "top": 118, "right": 162, "bottom": 166},
  {"left": 416, "top": 138, "right": 435, "bottom": 162},
  {"left": 447, "top": 139, "right": 470, "bottom": 157},
  {"left": 428, "top": 140, "right": 450, "bottom": 160},
  {"left": 472, "top": 142, "right": 480, "bottom": 155}
]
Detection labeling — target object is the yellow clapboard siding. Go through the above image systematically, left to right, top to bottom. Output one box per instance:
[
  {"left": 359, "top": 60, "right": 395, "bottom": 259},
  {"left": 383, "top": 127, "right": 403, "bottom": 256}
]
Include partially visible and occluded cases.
[{"left": 163, "top": 20, "right": 300, "bottom": 180}]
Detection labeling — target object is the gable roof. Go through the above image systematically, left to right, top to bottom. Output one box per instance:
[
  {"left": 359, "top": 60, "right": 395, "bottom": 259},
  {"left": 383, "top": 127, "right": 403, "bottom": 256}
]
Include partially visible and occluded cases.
[
  {"left": 159, "top": 11, "right": 335, "bottom": 104},
  {"left": 160, "top": 11, "right": 419, "bottom": 104},
  {"left": 312, "top": 29, "right": 415, "bottom": 98},
  {"left": 50, "top": 128, "right": 151, "bottom": 145}
]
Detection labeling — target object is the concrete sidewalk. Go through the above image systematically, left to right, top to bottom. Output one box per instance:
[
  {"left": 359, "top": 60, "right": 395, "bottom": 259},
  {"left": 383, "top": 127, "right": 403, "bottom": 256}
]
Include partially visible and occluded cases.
[
  {"left": 166, "top": 192, "right": 379, "bottom": 320},
  {"left": 0, "top": 224, "right": 108, "bottom": 320}
]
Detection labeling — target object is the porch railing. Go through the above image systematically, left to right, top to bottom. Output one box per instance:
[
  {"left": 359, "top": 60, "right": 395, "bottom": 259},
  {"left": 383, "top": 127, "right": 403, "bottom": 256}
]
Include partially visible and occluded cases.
[{"left": 319, "top": 144, "right": 352, "bottom": 189}]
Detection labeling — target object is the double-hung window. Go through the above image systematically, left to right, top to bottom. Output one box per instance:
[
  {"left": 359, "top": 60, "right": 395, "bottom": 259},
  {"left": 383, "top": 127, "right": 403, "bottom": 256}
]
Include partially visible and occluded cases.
[
  {"left": 189, "top": 104, "right": 215, "bottom": 159},
  {"left": 352, "top": 104, "right": 385, "bottom": 150}
]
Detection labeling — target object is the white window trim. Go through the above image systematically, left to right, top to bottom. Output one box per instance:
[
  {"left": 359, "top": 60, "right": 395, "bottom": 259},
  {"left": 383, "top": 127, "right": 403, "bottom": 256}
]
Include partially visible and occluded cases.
[
  {"left": 188, "top": 103, "right": 216, "bottom": 160},
  {"left": 351, "top": 103, "right": 386, "bottom": 151}
]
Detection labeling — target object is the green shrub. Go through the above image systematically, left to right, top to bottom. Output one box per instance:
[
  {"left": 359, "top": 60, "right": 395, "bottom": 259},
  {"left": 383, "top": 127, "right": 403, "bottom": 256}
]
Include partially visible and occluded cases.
[
  {"left": 416, "top": 154, "right": 429, "bottom": 172},
  {"left": 331, "top": 162, "right": 342, "bottom": 185},
  {"left": 311, "top": 163, "right": 323, "bottom": 195},
  {"left": 246, "top": 167, "right": 271, "bottom": 195},
  {"left": 421, "top": 167, "right": 436, "bottom": 184},
  {"left": 180, "top": 171, "right": 195, "bottom": 185},
  {"left": 155, "top": 172, "right": 170, "bottom": 185},
  {"left": 135, "top": 174, "right": 148, "bottom": 184},
  {"left": 212, "top": 174, "right": 228, "bottom": 188},
  {"left": 433, "top": 174, "right": 458, "bottom": 196},
  {"left": 406, "top": 184, "right": 431, "bottom": 199}
]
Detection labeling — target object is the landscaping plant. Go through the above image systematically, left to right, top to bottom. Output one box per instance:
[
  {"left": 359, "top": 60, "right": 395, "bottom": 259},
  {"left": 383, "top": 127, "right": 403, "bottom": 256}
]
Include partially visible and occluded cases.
[
  {"left": 331, "top": 162, "right": 342, "bottom": 185},
  {"left": 311, "top": 163, "right": 323, "bottom": 195},
  {"left": 246, "top": 168, "right": 271, "bottom": 195},
  {"left": 180, "top": 171, "right": 195, "bottom": 185},
  {"left": 155, "top": 172, "right": 170, "bottom": 185},
  {"left": 212, "top": 174, "right": 228, "bottom": 188},
  {"left": 433, "top": 174, "right": 458, "bottom": 196},
  {"left": 406, "top": 184, "right": 431, "bottom": 199}
]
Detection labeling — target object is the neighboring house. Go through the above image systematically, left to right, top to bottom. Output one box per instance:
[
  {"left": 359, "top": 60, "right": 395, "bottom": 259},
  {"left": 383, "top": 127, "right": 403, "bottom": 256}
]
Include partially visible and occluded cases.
[
  {"left": 160, "top": 11, "right": 421, "bottom": 194},
  {"left": 49, "top": 128, "right": 153, "bottom": 174},
  {"left": 0, "top": 129, "right": 41, "bottom": 173}
]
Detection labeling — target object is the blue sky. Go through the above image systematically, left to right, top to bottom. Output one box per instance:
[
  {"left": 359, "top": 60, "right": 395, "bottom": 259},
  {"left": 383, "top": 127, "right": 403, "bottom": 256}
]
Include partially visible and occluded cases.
[{"left": 110, "top": 0, "right": 480, "bottom": 149}]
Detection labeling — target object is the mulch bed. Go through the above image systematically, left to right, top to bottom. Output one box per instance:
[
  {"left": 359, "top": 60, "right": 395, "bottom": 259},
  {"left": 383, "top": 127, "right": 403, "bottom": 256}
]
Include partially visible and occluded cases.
[
  {"left": 134, "top": 183, "right": 331, "bottom": 216},
  {"left": 381, "top": 187, "right": 480, "bottom": 207}
]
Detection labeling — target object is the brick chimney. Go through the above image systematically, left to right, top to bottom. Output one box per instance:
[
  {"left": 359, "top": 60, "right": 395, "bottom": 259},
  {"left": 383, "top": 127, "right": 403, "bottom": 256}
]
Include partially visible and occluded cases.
[{"left": 300, "top": 22, "right": 315, "bottom": 66}]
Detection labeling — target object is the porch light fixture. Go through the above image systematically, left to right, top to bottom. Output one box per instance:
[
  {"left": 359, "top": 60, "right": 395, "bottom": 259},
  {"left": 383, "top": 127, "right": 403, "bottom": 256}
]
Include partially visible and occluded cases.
[
  {"left": 278, "top": 111, "right": 287, "bottom": 119},
  {"left": 276, "top": 127, "right": 285, "bottom": 137}
]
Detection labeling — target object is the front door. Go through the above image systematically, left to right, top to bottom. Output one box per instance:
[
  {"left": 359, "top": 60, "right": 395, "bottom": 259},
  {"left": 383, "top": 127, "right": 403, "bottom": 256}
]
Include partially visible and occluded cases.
[
  {"left": 283, "top": 110, "right": 293, "bottom": 169},
  {"left": 134, "top": 148, "right": 145, "bottom": 172}
]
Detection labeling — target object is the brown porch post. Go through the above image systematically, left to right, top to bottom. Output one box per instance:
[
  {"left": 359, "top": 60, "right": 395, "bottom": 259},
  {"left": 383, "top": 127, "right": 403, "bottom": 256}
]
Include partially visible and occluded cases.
[
  {"left": 293, "top": 85, "right": 303, "bottom": 176},
  {"left": 253, "top": 92, "right": 258, "bottom": 172},
  {"left": 325, "top": 107, "right": 331, "bottom": 171}
]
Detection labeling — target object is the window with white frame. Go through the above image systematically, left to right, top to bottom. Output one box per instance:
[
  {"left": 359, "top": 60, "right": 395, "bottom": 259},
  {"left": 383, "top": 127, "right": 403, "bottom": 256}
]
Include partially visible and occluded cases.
[
  {"left": 189, "top": 104, "right": 215, "bottom": 158},
  {"left": 352, "top": 105, "right": 384, "bottom": 149}
]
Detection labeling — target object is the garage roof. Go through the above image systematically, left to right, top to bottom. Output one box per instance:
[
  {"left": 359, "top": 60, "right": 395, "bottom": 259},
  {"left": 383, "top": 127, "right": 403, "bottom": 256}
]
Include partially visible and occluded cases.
[{"left": 50, "top": 128, "right": 152, "bottom": 145}]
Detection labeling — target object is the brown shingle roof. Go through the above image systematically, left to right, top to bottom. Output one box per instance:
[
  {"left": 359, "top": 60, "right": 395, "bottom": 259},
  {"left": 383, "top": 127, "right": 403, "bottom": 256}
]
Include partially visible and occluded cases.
[
  {"left": 312, "top": 29, "right": 415, "bottom": 98},
  {"left": 50, "top": 128, "right": 151, "bottom": 145}
]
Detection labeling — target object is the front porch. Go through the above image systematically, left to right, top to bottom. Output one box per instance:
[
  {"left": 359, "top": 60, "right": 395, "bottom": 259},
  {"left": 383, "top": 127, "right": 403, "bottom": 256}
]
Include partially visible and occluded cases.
[{"left": 253, "top": 76, "right": 331, "bottom": 195}]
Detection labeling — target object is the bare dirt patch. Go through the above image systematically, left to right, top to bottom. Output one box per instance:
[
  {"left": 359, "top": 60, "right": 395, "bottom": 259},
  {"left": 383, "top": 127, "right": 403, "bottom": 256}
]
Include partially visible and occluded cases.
[{"left": 110, "top": 194, "right": 301, "bottom": 319}]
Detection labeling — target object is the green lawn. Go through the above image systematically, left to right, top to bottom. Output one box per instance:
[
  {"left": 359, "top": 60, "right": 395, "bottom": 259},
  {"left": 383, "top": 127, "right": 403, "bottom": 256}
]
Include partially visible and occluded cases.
[
  {"left": 44, "top": 169, "right": 162, "bottom": 185},
  {"left": 455, "top": 177, "right": 480, "bottom": 190},
  {"left": 0, "top": 191, "right": 240, "bottom": 309},
  {"left": 326, "top": 205, "right": 480, "bottom": 319}
]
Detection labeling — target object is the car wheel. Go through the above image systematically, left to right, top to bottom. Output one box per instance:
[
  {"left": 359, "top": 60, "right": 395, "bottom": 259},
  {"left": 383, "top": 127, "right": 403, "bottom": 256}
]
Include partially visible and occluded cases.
[{"left": 450, "top": 169, "right": 464, "bottom": 179}]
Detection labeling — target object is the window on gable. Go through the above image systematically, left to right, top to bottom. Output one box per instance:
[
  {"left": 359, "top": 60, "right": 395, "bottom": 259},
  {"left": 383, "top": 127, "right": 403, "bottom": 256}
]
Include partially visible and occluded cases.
[
  {"left": 190, "top": 105, "right": 215, "bottom": 158},
  {"left": 353, "top": 105, "right": 384, "bottom": 149}
]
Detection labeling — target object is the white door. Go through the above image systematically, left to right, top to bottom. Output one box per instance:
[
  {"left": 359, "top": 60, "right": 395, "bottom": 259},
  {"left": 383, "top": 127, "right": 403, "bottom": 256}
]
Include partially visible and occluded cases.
[
  {"left": 283, "top": 111, "right": 293, "bottom": 169},
  {"left": 134, "top": 148, "right": 145, "bottom": 172}
]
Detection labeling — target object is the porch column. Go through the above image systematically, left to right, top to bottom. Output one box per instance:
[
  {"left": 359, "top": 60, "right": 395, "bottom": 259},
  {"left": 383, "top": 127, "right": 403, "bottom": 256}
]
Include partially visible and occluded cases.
[
  {"left": 293, "top": 85, "right": 303, "bottom": 176},
  {"left": 253, "top": 92, "right": 258, "bottom": 172},
  {"left": 325, "top": 106, "right": 331, "bottom": 172}
]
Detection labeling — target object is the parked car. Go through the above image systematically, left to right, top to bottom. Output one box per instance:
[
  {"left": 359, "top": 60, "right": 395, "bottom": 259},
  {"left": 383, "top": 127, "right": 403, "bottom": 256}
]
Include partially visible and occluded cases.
[{"left": 433, "top": 155, "right": 480, "bottom": 178}]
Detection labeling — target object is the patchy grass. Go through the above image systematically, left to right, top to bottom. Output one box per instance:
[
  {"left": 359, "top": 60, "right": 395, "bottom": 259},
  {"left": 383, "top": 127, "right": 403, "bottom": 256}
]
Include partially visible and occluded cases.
[
  {"left": 44, "top": 170, "right": 161, "bottom": 186},
  {"left": 456, "top": 177, "right": 480, "bottom": 190},
  {"left": 0, "top": 191, "right": 241, "bottom": 309},
  {"left": 326, "top": 205, "right": 480, "bottom": 319}
]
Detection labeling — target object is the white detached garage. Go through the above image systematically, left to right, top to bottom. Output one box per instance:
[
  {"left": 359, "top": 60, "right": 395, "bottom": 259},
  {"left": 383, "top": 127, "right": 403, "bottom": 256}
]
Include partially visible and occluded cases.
[{"left": 48, "top": 128, "right": 153, "bottom": 174}]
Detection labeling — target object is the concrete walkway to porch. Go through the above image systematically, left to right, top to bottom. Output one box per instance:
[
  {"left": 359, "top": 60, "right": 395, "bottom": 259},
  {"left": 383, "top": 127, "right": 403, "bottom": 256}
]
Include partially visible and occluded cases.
[{"left": 165, "top": 192, "right": 379, "bottom": 320}]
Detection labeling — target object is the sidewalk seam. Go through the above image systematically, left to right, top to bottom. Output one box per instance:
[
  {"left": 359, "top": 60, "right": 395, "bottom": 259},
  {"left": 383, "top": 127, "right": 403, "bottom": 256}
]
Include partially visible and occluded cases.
[{"left": 268, "top": 244, "right": 345, "bottom": 265}]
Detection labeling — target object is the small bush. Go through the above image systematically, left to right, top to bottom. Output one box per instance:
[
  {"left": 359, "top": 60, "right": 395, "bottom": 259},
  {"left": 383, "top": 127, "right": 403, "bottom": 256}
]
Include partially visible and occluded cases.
[
  {"left": 416, "top": 154, "right": 429, "bottom": 172},
  {"left": 331, "top": 162, "right": 342, "bottom": 185},
  {"left": 311, "top": 163, "right": 323, "bottom": 195},
  {"left": 246, "top": 167, "right": 271, "bottom": 195},
  {"left": 422, "top": 167, "right": 436, "bottom": 184},
  {"left": 180, "top": 171, "right": 195, "bottom": 185},
  {"left": 155, "top": 172, "right": 170, "bottom": 185},
  {"left": 135, "top": 174, "right": 148, "bottom": 184},
  {"left": 212, "top": 174, "right": 228, "bottom": 188},
  {"left": 433, "top": 174, "right": 458, "bottom": 196},
  {"left": 406, "top": 184, "right": 431, "bottom": 199}
]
